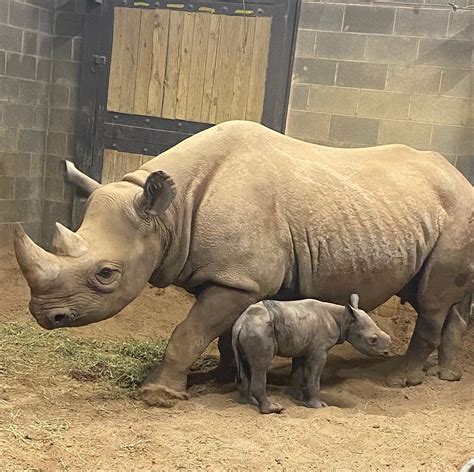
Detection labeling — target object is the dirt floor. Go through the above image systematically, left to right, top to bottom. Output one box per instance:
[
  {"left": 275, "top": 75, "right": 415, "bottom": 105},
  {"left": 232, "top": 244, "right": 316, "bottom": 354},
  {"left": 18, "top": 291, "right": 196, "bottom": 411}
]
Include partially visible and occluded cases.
[{"left": 0, "top": 251, "right": 473, "bottom": 471}]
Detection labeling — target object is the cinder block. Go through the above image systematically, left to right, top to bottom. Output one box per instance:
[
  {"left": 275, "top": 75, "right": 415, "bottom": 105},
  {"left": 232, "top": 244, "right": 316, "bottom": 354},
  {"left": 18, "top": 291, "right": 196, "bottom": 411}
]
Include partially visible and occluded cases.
[
  {"left": 9, "top": 2, "right": 40, "bottom": 30},
  {"left": 299, "top": 3, "right": 344, "bottom": 32},
  {"left": 343, "top": 6, "right": 395, "bottom": 34},
  {"left": 39, "top": 9, "right": 54, "bottom": 34},
  {"left": 394, "top": 9, "right": 449, "bottom": 38},
  {"left": 448, "top": 9, "right": 473, "bottom": 40},
  {"left": 54, "top": 12, "right": 84, "bottom": 37},
  {"left": 0, "top": 25, "right": 23, "bottom": 53},
  {"left": 295, "top": 30, "right": 316, "bottom": 57},
  {"left": 23, "top": 31, "right": 37, "bottom": 55},
  {"left": 315, "top": 32, "right": 366, "bottom": 60},
  {"left": 38, "top": 35, "right": 52, "bottom": 58},
  {"left": 52, "top": 36, "right": 73, "bottom": 60},
  {"left": 364, "top": 36, "right": 418, "bottom": 65},
  {"left": 72, "top": 37, "right": 82, "bottom": 61},
  {"left": 418, "top": 39, "right": 472, "bottom": 69},
  {"left": 0, "top": 51, "right": 5, "bottom": 75},
  {"left": 6, "top": 53, "right": 36, "bottom": 80},
  {"left": 293, "top": 57, "right": 337, "bottom": 85},
  {"left": 37, "top": 59, "right": 52, "bottom": 82},
  {"left": 52, "top": 60, "right": 80, "bottom": 86},
  {"left": 336, "top": 62, "right": 387, "bottom": 90},
  {"left": 386, "top": 65, "right": 441, "bottom": 95},
  {"left": 440, "top": 69, "right": 471, "bottom": 97},
  {"left": 0, "top": 77, "right": 20, "bottom": 102},
  {"left": 20, "top": 80, "right": 49, "bottom": 105},
  {"left": 49, "top": 83, "right": 69, "bottom": 107},
  {"left": 289, "top": 84, "right": 309, "bottom": 110},
  {"left": 307, "top": 85, "right": 359, "bottom": 115},
  {"left": 68, "top": 86, "right": 79, "bottom": 108},
  {"left": 358, "top": 90, "right": 410, "bottom": 119},
  {"left": 410, "top": 95, "right": 470, "bottom": 126},
  {"left": 4, "top": 104, "right": 34, "bottom": 128},
  {"left": 34, "top": 107, "right": 48, "bottom": 129},
  {"left": 49, "top": 108, "right": 76, "bottom": 133},
  {"left": 286, "top": 110, "right": 331, "bottom": 141},
  {"left": 329, "top": 115, "right": 380, "bottom": 146},
  {"left": 378, "top": 120, "right": 432, "bottom": 149},
  {"left": 431, "top": 124, "right": 473, "bottom": 154},
  {"left": 0, "top": 127, "right": 17, "bottom": 153},
  {"left": 18, "top": 129, "right": 46, "bottom": 153},
  {"left": 47, "top": 132, "right": 67, "bottom": 155},
  {"left": 65, "top": 133, "right": 77, "bottom": 158},
  {"left": 30, "top": 154, "right": 44, "bottom": 177},
  {"left": 45, "top": 154, "right": 63, "bottom": 176},
  {"left": 455, "top": 155, "right": 473, "bottom": 183},
  {"left": 0, "top": 176, "right": 15, "bottom": 199},
  {"left": 15, "top": 177, "right": 42, "bottom": 200},
  {"left": 44, "top": 177, "right": 64, "bottom": 200},
  {"left": 17, "top": 198, "right": 42, "bottom": 222},
  {"left": 0, "top": 200, "right": 17, "bottom": 223},
  {"left": 0, "top": 223, "right": 14, "bottom": 248}
]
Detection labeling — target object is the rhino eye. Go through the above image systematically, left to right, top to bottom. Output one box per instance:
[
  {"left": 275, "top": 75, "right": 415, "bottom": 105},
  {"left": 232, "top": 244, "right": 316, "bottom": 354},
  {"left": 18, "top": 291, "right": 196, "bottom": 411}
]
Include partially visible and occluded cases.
[{"left": 98, "top": 268, "right": 113, "bottom": 279}]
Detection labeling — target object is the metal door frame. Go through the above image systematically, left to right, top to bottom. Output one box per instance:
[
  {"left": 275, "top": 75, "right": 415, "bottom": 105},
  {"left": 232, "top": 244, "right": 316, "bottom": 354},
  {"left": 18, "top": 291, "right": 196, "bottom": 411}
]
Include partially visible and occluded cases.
[{"left": 77, "top": 0, "right": 301, "bottom": 182}]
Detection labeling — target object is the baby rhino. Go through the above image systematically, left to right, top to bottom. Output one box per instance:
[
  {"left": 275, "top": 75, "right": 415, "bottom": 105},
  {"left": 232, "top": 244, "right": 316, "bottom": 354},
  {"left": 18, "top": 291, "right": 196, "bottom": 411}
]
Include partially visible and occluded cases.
[{"left": 232, "top": 294, "right": 392, "bottom": 414}]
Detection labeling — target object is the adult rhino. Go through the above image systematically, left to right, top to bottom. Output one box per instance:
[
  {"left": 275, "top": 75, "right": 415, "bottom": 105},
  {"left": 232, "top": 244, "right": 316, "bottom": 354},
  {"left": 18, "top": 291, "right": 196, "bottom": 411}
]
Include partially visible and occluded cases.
[{"left": 14, "top": 121, "right": 472, "bottom": 406}]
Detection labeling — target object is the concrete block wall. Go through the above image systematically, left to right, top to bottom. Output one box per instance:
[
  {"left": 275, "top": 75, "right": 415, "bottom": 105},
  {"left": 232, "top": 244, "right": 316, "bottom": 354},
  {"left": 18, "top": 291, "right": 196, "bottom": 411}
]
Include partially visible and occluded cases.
[
  {"left": 0, "top": 0, "right": 84, "bottom": 249},
  {"left": 286, "top": 0, "right": 473, "bottom": 182}
]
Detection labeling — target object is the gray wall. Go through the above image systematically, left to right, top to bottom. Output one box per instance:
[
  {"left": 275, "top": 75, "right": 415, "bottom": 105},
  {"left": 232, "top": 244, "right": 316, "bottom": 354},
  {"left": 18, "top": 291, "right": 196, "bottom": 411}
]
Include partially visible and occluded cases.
[
  {"left": 0, "top": 0, "right": 83, "bottom": 249},
  {"left": 286, "top": 0, "right": 473, "bottom": 182}
]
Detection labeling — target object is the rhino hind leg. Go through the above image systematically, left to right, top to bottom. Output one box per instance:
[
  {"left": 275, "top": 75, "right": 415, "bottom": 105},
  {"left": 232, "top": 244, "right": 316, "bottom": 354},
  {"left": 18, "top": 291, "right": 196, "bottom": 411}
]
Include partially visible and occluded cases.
[
  {"left": 388, "top": 217, "right": 472, "bottom": 388},
  {"left": 427, "top": 293, "right": 471, "bottom": 381}
]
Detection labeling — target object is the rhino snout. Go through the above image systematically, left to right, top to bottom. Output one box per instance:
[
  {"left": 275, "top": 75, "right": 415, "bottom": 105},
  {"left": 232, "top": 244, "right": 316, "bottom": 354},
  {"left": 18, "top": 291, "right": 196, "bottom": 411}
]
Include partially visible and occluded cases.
[{"left": 29, "top": 302, "right": 77, "bottom": 330}]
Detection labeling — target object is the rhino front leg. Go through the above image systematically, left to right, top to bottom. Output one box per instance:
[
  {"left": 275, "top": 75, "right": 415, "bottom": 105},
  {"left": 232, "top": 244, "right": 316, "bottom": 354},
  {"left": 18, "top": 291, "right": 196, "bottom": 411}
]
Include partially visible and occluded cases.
[{"left": 140, "top": 285, "right": 256, "bottom": 407}]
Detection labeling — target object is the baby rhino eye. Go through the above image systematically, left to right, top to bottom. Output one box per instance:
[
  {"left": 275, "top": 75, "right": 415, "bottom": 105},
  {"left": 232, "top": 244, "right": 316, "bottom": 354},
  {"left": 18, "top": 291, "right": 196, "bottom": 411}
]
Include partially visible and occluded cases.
[{"left": 369, "top": 335, "right": 378, "bottom": 345}]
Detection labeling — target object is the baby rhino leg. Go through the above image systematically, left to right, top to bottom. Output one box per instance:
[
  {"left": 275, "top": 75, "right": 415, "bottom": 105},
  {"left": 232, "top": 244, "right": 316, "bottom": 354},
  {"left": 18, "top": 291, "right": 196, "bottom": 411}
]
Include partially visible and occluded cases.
[{"left": 304, "top": 350, "right": 328, "bottom": 409}]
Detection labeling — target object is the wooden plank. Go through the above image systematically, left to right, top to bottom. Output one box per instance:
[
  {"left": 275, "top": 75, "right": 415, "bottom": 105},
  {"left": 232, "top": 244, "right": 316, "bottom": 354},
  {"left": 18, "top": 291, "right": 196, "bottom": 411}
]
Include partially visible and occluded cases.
[
  {"left": 107, "top": 8, "right": 127, "bottom": 112},
  {"left": 119, "top": 8, "right": 142, "bottom": 114},
  {"left": 134, "top": 9, "right": 155, "bottom": 115},
  {"left": 147, "top": 9, "right": 170, "bottom": 117},
  {"left": 162, "top": 11, "right": 185, "bottom": 119},
  {"left": 175, "top": 12, "right": 196, "bottom": 119},
  {"left": 186, "top": 13, "right": 212, "bottom": 122},
  {"left": 200, "top": 14, "right": 221, "bottom": 123},
  {"left": 215, "top": 16, "right": 244, "bottom": 123},
  {"left": 230, "top": 17, "right": 256, "bottom": 120},
  {"left": 245, "top": 17, "right": 272, "bottom": 122},
  {"left": 101, "top": 149, "right": 117, "bottom": 184},
  {"left": 112, "top": 151, "right": 143, "bottom": 181}
]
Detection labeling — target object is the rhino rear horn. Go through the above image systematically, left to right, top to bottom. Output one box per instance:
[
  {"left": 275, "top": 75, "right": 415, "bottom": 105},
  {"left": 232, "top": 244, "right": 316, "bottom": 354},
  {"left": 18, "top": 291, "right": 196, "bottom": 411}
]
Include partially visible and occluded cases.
[
  {"left": 62, "top": 160, "right": 101, "bottom": 196},
  {"left": 141, "top": 171, "right": 177, "bottom": 216},
  {"left": 52, "top": 222, "right": 89, "bottom": 257},
  {"left": 14, "top": 224, "right": 60, "bottom": 291}
]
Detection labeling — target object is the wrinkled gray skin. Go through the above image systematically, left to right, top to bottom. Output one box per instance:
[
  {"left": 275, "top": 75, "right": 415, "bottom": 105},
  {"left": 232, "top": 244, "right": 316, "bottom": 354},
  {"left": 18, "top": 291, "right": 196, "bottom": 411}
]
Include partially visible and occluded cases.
[
  {"left": 13, "top": 121, "right": 473, "bottom": 407},
  {"left": 232, "top": 294, "right": 392, "bottom": 414}
]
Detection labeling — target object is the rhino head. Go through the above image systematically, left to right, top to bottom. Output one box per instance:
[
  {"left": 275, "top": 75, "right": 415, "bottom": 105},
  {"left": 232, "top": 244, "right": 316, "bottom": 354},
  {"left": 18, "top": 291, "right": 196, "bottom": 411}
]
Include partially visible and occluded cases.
[{"left": 14, "top": 161, "right": 177, "bottom": 330}]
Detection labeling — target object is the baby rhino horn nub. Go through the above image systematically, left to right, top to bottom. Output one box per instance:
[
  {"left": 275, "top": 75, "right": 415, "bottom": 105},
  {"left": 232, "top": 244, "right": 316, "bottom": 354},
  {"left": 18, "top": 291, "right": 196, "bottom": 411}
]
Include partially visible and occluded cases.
[
  {"left": 52, "top": 222, "right": 89, "bottom": 257},
  {"left": 13, "top": 224, "right": 60, "bottom": 291}
]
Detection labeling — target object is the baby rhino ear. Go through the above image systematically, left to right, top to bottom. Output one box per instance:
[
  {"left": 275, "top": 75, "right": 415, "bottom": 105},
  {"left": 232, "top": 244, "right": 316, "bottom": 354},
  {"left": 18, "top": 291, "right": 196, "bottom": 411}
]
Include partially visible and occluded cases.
[{"left": 350, "top": 293, "right": 360, "bottom": 309}]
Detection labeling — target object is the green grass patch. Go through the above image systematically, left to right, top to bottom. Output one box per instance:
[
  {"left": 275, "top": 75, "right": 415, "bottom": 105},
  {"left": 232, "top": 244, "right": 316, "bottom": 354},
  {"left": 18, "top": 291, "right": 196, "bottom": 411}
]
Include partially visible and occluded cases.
[{"left": 0, "top": 322, "right": 206, "bottom": 391}]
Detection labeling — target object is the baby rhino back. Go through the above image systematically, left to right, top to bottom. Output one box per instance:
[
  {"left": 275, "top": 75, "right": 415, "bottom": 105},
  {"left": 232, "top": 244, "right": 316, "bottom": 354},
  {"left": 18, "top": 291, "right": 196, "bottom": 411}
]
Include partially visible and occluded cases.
[{"left": 264, "top": 299, "right": 341, "bottom": 357}]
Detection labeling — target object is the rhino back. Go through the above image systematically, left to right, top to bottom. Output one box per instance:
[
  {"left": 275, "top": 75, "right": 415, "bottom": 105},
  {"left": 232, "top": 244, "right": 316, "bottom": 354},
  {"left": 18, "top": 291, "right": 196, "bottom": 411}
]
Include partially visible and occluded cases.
[{"left": 126, "top": 121, "right": 471, "bottom": 306}]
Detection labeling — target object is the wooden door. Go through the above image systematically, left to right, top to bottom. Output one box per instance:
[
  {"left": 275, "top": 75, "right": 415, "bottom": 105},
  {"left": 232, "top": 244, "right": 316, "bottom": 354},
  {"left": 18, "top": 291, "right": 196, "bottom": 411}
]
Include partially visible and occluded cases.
[{"left": 77, "top": 0, "right": 300, "bottom": 186}]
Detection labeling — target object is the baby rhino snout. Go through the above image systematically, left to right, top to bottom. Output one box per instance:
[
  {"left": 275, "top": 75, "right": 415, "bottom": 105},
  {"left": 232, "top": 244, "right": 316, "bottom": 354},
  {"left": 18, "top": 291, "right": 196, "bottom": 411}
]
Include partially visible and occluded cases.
[{"left": 372, "top": 331, "right": 392, "bottom": 356}]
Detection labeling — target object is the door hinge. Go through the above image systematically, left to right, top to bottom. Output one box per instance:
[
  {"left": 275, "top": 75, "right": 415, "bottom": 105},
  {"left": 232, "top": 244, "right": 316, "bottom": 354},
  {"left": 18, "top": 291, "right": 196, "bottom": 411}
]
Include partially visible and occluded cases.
[{"left": 91, "top": 55, "right": 107, "bottom": 72}]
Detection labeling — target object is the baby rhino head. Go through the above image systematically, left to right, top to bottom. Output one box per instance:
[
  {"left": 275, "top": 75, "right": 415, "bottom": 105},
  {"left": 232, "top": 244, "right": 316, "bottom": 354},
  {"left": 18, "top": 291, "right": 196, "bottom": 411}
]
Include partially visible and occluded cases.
[{"left": 345, "top": 294, "right": 392, "bottom": 357}]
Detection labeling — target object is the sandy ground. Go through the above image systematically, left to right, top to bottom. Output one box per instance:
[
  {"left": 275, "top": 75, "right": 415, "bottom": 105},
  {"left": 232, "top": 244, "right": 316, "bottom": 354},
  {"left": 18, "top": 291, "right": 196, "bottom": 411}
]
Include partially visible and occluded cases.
[{"left": 0, "top": 251, "right": 473, "bottom": 471}]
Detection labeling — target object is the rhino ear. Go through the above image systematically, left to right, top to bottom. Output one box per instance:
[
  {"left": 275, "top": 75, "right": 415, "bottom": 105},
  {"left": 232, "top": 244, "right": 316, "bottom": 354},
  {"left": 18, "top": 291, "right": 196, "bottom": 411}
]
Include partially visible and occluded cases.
[
  {"left": 62, "top": 160, "right": 101, "bottom": 197},
  {"left": 142, "top": 171, "right": 177, "bottom": 216}
]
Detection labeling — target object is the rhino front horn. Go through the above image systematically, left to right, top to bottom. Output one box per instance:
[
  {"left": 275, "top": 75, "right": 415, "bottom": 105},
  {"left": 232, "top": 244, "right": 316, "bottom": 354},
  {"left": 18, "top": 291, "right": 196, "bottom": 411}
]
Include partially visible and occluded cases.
[
  {"left": 52, "top": 222, "right": 89, "bottom": 257},
  {"left": 14, "top": 224, "right": 60, "bottom": 291}
]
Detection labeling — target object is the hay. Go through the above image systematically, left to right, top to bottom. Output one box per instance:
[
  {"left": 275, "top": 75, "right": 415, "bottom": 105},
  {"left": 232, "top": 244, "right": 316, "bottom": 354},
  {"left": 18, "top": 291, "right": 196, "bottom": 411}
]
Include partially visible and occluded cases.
[{"left": 0, "top": 322, "right": 217, "bottom": 391}]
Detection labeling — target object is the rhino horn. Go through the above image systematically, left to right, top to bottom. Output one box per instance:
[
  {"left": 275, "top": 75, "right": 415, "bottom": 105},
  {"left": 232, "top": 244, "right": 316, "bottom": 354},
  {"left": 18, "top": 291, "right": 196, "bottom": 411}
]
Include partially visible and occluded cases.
[
  {"left": 52, "top": 222, "right": 89, "bottom": 257},
  {"left": 14, "top": 224, "right": 60, "bottom": 290}
]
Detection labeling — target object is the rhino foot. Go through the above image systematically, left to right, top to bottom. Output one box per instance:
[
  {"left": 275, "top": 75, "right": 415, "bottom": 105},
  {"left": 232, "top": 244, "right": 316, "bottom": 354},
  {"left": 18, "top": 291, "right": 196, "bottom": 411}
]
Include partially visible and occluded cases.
[
  {"left": 427, "top": 365, "right": 462, "bottom": 381},
  {"left": 385, "top": 367, "right": 425, "bottom": 388},
  {"left": 139, "top": 384, "right": 189, "bottom": 407},
  {"left": 305, "top": 400, "right": 328, "bottom": 409},
  {"left": 260, "top": 402, "right": 284, "bottom": 414}
]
